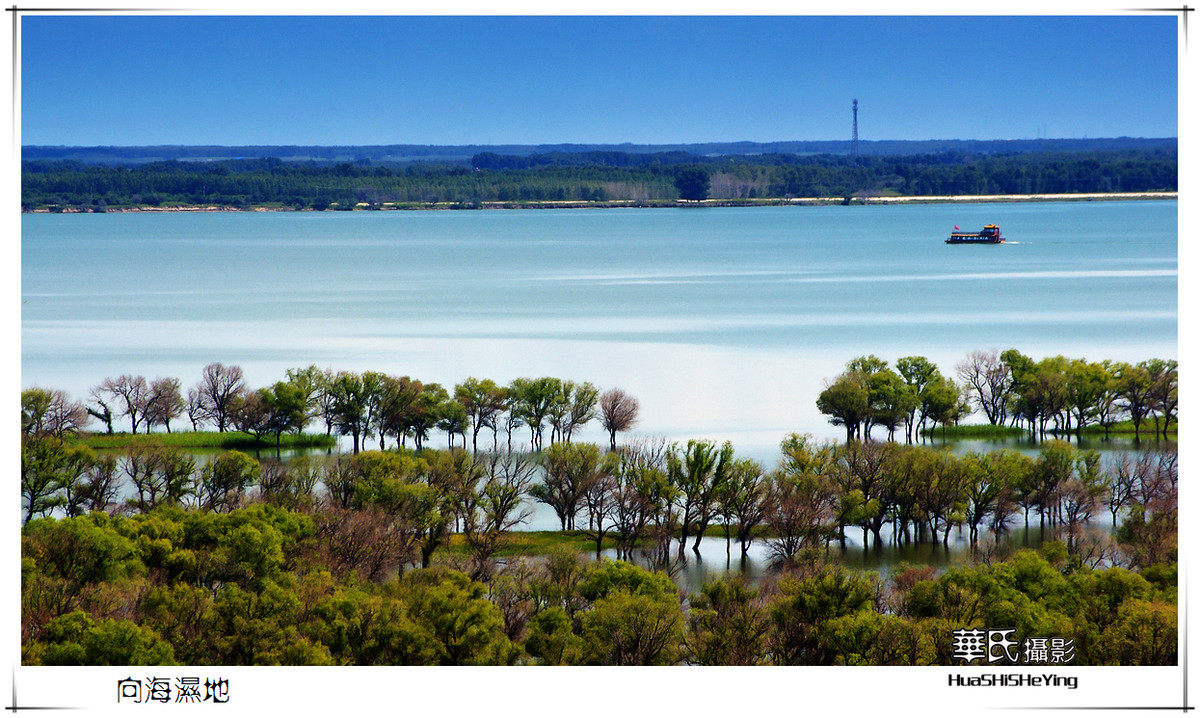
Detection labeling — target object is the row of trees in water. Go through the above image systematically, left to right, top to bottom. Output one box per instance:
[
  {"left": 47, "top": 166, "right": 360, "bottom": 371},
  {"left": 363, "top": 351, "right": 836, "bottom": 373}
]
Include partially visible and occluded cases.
[
  {"left": 21, "top": 145, "right": 1177, "bottom": 210},
  {"left": 23, "top": 347, "right": 1177, "bottom": 463},
  {"left": 22, "top": 351, "right": 1178, "bottom": 567},
  {"left": 818, "top": 351, "right": 1178, "bottom": 443},
  {"left": 21, "top": 363, "right": 1177, "bottom": 666},
  {"left": 23, "top": 363, "right": 642, "bottom": 454},
  {"left": 21, "top": 424, "right": 1176, "bottom": 577},
  {"left": 22, "top": 506, "right": 1176, "bottom": 666}
]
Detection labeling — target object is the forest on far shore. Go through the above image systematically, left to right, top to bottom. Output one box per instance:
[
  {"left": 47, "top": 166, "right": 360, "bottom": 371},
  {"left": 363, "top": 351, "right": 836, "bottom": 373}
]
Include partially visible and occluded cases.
[{"left": 21, "top": 140, "right": 1177, "bottom": 210}]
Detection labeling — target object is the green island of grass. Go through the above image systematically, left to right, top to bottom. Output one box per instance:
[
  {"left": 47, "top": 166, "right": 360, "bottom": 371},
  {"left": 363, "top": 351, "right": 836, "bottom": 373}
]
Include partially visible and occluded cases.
[
  {"left": 924, "top": 420, "right": 1176, "bottom": 441},
  {"left": 71, "top": 430, "right": 338, "bottom": 451}
]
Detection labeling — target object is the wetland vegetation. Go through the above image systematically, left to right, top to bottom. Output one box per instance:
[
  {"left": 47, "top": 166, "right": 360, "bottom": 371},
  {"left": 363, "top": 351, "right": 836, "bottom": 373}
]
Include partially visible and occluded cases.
[{"left": 20, "top": 349, "right": 1178, "bottom": 665}]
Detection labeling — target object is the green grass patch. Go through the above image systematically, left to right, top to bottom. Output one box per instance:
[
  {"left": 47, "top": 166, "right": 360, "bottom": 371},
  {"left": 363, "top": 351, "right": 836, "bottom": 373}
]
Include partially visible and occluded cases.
[
  {"left": 1080, "top": 419, "right": 1177, "bottom": 437},
  {"left": 924, "top": 420, "right": 1177, "bottom": 440},
  {"left": 919, "top": 424, "right": 1028, "bottom": 439},
  {"left": 73, "top": 431, "right": 338, "bottom": 451},
  {"left": 439, "top": 531, "right": 619, "bottom": 558},
  {"left": 501, "top": 531, "right": 620, "bottom": 556}
]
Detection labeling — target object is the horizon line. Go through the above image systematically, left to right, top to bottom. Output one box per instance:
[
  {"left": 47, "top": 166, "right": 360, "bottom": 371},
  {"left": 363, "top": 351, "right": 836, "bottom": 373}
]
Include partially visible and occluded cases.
[{"left": 21, "top": 136, "right": 1179, "bottom": 149}]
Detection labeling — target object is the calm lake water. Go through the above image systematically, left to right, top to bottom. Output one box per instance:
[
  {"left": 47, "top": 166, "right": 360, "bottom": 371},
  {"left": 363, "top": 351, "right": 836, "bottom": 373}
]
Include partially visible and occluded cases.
[
  {"left": 22, "top": 201, "right": 1177, "bottom": 462},
  {"left": 601, "top": 526, "right": 1069, "bottom": 594}
]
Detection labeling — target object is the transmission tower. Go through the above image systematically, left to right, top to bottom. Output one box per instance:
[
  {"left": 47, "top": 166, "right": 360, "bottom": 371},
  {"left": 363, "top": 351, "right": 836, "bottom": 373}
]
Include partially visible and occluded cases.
[{"left": 852, "top": 99, "right": 860, "bottom": 164}]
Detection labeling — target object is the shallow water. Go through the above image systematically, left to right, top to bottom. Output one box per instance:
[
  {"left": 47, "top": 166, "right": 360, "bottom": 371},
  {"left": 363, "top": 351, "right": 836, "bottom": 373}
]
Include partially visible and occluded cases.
[{"left": 22, "top": 201, "right": 1177, "bottom": 456}]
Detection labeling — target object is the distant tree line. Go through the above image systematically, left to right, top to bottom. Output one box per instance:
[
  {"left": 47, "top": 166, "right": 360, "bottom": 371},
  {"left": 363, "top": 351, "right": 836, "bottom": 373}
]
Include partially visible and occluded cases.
[
  {"left": 21, "top": 145, "right": 1177, "bottom": 210},
  {"left": 817, "top": 352, "right": 1177, "bottom": 443}
]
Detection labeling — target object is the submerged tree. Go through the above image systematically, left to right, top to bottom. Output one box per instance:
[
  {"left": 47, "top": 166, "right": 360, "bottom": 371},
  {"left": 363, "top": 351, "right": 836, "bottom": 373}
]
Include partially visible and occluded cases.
[
  {"left": 816, "top": 373, "right": 871, "bottom": 443},
  {"left": 454, "top": 377, "right": 508, "bottom": 454},
  {"left": 669, "top": 439, "right": 733, "bottom": 556},
  {"left": 533, "top": 442, "right": 605, "bottom": 531}
]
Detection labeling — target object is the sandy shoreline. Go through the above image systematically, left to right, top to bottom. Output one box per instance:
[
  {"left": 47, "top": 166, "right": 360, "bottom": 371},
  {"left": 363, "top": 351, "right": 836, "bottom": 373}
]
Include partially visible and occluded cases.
[
  {"left": 26, "top": 191, "right": 1177, "bottom": 213},
  {"left": 843, "top": 191, "right": 1178, "bottom": 204}
]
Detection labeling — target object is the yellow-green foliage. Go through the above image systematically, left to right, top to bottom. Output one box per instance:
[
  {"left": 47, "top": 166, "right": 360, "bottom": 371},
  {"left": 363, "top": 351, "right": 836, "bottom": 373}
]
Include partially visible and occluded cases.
[{"left": 19, "top": 506, "right": 1177, "bottom": 666}]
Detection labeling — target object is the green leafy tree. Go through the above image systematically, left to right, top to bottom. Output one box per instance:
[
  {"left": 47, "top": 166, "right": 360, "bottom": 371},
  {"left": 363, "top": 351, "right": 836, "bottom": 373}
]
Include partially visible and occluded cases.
[
  {"left": 673, "top": 166, "right": 711, "bottom": 201},
  {"left": 896, "top": 355, "right": 942, "bottom": 442},
  {"left": 1143, "top": 358, "right": 1178, "bottom": 438},
  {"left": 1064, "top": 359, "right": 1109, "bottom": 437},
  {"left": 1111, "top": 362, "right": 1154, "bottom": 441},
  {"left": 284, "top": 364, "right": 327, "bottom": 426},
  {"left": 868, "top": 369, "right": 917, "bottom": 442},
  {"left": 326, "top": 371, "right": 375, "bottom": 453},
  {"left": 817, "top": 372, "right": 871, "bottom": 443},
  {"left": 375, "top": 374, "right": 423, "bottom": 449},
  {"left": 921, "top": 374, "right": 967, "bottom": 436},
  {"left": 508, "top": 376, "right": 562, "bottom": 451},
  {"left": 454, "top": 377, "right": 508, "bottom": 453},
  {"left": 552, "top": 380, "right": 599, "bottom": 444},
  {"left": 259, "top": 381, "right": 309, "bottom": 447},
  {"left": 405, "top": 383, "right": 450, "bottom": 451},
  {"left": 22, "top": 387, "right": 88, "bottom": 438},
  {"left": 436, "top": 399, "right": 470, "bottom": 449},
  {"left": 765, "top": 434, "right": 838, "bottom": 561},
  {"left": 21, "top": 436, "right": 92, "bottom": 524},
  {"left": 668, "top": 439, "right": 733, "bottom": 555},
  {"left": 606, "top": 440, "right": 673, "bottom": 561},
  {"left": 831, "top": 440, "right": 892, "bottom": 546},
  {"left": 533, "top": 442, "right": 604, "bottom": 530},
  {"left": 913, "top": 449, "right": 969, "bottom": 544},
  {"left": 462, "top": 450, "right": 537, "bottom": 578},
  {"left": 966, "top": 450, "right": 1027, "bottom": 540},
  {"left": 198, "top": 451, "right": 261, "bottom": 512},
  {"left": 717, "top": 457, "right": 769, "bottom": 557},
  {"left": 578, "top": 560, "right": 684, "bottom": 665},
  {"left": 768, "top": 565, "right": 875, "bottom": 665},
  {"left": 393, "top": 568, "right": 518, "bottom": 665},
  {"left": 686, "top": 577, "right": 769, "bottom": 665},
  {"left": 206, "top": 580, "right": 333, "bottom": 665},
  {"left": 305, "top": 583, "right": 441, "bottom": 666},
  {"left": 1093, "top": 600, "right": 1177, "bottom": 665},
  {"left": 523, "top": 606, "right": 585, "bottom": 665},
  {"left": 24, "top": 611, "right": 176, "bottom": 666},
  {"left": 824, "top": 611, "right": 937, "bottom": 665}
]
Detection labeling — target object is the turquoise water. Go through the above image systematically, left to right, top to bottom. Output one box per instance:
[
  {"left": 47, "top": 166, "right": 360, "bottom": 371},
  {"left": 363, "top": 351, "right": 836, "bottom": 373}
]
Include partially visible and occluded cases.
[{"left": 21, "top": 201, "right": 1178, "bottom": 457}]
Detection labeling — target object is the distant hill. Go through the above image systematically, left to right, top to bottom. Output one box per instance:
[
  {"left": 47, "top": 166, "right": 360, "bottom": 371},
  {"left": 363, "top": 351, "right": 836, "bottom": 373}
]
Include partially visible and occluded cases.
[{"left": 21, "top": 137, "right": 1176, "bottom": 166}]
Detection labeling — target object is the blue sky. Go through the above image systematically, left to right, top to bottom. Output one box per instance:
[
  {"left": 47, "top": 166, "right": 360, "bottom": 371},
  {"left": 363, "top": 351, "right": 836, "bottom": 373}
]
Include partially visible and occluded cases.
[{"left": 20, "top": 14, "right": 1179, "bottom": 146}]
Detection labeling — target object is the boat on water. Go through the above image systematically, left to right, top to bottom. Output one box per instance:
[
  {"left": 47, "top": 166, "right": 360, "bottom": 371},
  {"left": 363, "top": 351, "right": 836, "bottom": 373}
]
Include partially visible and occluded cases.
[{"left": 946, "top": 224, "right": 1005, "bottom": 244}]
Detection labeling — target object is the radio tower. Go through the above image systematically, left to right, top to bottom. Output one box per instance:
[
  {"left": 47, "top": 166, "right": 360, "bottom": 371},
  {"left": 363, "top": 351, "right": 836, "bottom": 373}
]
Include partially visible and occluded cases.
[{"left": 852, "top": 99, "right": 860, "bottom": 164}]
